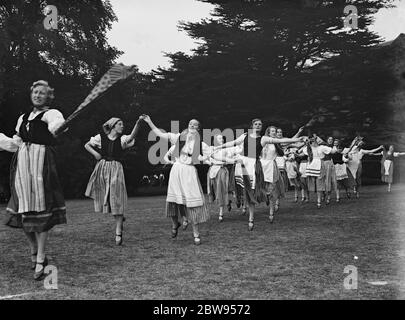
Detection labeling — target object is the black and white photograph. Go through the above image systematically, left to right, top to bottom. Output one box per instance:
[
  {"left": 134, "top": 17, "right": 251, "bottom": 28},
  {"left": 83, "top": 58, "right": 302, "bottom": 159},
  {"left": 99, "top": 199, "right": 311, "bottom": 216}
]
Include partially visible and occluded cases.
[{"left": 0, "top": 0, "right": 405, "bottom": 304}]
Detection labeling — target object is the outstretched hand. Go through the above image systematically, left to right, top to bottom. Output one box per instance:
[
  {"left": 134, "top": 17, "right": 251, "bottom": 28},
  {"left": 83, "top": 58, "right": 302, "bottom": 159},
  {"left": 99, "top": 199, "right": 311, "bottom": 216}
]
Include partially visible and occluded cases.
[{"left": 140, "top": 114, "right": 151, "bottom": 123}]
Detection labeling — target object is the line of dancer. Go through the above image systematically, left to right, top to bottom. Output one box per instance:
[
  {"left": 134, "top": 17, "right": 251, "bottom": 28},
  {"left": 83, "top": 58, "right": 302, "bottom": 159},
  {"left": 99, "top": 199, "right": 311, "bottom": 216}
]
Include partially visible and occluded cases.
[{"left": 2, "top": 81, "right": 405, "bottom": 282}]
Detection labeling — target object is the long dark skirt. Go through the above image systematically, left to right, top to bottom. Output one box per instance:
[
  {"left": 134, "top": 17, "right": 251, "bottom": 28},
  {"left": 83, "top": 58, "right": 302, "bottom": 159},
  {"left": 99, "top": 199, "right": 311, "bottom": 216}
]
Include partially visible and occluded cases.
[{"left": 4, "top": 144, "right": 66, "bottom": 233}]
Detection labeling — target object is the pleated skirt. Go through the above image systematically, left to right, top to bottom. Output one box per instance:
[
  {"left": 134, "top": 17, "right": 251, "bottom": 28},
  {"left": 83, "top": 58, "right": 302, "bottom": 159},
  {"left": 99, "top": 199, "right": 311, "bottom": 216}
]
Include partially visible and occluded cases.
[
  {"left": 4, "top": 143, "right": 66, "bottom": 233},
  {"left": 85, "top": 159, "right": 127, "bottom": 216},
  {"left": 166, "top": 162, "right": 209, "bottom": 224},
  {"left": 207, "top": 166, "right": 229, "bottom": 207}
]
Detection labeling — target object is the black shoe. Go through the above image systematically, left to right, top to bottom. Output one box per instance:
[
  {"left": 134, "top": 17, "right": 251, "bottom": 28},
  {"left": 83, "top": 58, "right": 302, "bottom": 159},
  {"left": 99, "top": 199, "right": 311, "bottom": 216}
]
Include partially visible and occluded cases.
[
  {"left": 227, "top": 201, "right": 232, "bottom": 212},
  {"left": 171, "top": 222, "right": 181, "bottom": 238},
  {"left": 34, "top": 257, "right": 48, "bottom": 281}
]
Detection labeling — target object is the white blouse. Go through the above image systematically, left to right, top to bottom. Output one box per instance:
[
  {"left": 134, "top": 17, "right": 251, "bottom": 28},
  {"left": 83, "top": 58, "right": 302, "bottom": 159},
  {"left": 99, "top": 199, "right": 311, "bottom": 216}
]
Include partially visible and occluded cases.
[
  {"left": 15, "top": 109, "right": 65, "bottom": 135},
  {"left": 167, "top": 132, "right": 210, "bottom": 165},
  {"left": 88, "top": 134, "right": 135, "bottom": 150},
  {"left": 303, "top": 145, "right": 335, "bottom": 160}
]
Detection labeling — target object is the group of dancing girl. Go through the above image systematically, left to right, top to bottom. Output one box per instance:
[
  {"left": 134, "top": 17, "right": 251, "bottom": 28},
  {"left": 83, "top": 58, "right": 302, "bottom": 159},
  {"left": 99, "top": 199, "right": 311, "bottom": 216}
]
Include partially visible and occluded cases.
[{"left": 0, "top": 80, "right": 404, "bottom": 281}]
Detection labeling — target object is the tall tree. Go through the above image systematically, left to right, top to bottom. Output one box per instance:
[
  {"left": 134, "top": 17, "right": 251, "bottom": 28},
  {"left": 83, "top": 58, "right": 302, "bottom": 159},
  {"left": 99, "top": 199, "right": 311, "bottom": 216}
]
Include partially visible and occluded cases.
[{"left": 146, "top": 0, "right": 395, "bottom": 140}]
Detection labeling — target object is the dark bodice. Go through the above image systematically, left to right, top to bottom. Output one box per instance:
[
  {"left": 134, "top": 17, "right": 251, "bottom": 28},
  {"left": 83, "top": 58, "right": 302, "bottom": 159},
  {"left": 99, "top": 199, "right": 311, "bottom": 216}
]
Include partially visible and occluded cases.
[
  {"left": 19, "top": 111, "right": 58, "bottom": 146},
  {"left": 100, "top": 132, "right": 125, "bottom": 163},
  {"left": 243, "top": 135, "right": 263, "bottom": 159},
  {"left": 332, "top": 152, "right": 344, "bottom": 165}
]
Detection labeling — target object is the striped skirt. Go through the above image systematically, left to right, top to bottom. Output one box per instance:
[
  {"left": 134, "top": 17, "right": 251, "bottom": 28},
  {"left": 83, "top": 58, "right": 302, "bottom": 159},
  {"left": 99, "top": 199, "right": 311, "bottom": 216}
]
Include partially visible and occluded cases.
[
  {"left": 4, "top": 143, "right": 66, "bottom": 233},
  {"left": 85, "top": 159, "right": 127, "bottom": 216},
  {"left": 307, "top": 160, "right": 327, "bottom": 192},
  {"left": 324, "top": 160, "right": 337, "bottom": 192},
  {"left": 166, "top": 162, "right": 209, "bottom": 224},
  {"left": 207, "top": 166, "right": 229, "bottom": 207}
]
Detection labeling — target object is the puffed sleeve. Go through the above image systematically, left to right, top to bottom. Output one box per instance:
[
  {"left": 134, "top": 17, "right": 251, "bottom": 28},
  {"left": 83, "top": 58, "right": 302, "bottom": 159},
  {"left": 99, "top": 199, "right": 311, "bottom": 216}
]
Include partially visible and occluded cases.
[
  {"left": 44, "top": 109, "right": 65, "bottom": 135},
  {"left": 15, "top": 114, "right": 24, "bottom": 134},
  {"left": 167, "top": 132, "right": 181, "bottom": 145},
  {"left": 0, "top": 133, "right": 22, "bottom": 152},
  {"left": 88, "top": 134, "right": 102, "bottom": 148},
  {"left": 121, "top": 135, "right": 135, "bottom": 149},
  {"left": 321, "top": 145, "right": 333, "bottom": 155}
]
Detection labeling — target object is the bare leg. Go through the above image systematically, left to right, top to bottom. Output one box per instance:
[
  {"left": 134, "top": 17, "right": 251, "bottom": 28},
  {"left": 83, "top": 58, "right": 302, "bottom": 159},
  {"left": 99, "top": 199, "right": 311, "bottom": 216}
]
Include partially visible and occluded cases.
[
  {"left": 388, "top": 183, "right": 391, "bottom": 192},
  {"left": 294, "top": 188, "right": 298, "bottom": 202},
  {"left": 336, "top": 188, "right": 340, "bottom": 202},
  {"left": 317, "top": 192, "right": 322, "bottom": 208},
  {"left": 269, "top": 199, "right": 274, "bottom": 223},
  {"left": 248, "top": 203, "right": 254, "bottom": 231},
  {"left": 219, "top": 206, "right": 224, "bottom": 222},
  {"left": 114, "top": 215, "right": 124, "bottom": 245},
  {"left": 192, "top": 223, "right": 201, "bottom": 245},
  {"left": 25, "top": 231, "right": 37, "bottom": 264},
  {"left": 35, "top": 231, "right": 48, "bottom": 272}
]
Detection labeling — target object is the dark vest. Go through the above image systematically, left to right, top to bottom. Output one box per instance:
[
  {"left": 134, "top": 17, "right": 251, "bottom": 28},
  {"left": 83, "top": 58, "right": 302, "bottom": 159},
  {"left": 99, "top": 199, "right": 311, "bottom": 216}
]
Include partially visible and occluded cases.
[
  {"left": 19, "top": 111, "right": 58, "bottom": 145},
  {"left": 100, "top": 131, "right": 125, "bottom": 162},
  {"left": 243, "top": 135, "right": 263, "bottom": 159},
  {"left": 332, "top": 153, "right": 344, "bottom": 165}
]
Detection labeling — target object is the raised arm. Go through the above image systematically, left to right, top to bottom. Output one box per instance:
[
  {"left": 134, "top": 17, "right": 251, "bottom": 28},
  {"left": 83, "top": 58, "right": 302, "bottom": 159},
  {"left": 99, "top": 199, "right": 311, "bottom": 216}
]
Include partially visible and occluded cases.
[
  {"left": 141, "top": 115, "right": 170, "bottom": 140},
  {"left": 126, "top": 116, "right": 143, "bottom": 144},
  {"left": 291, "top": 126, "right": 305, "bottom": 139},
  {"left": 216, "top": 133, "right": 246, "bottom": 150},
  {"left": 261, "top": 135, "right": 305, "bottom": 146},
  {"left": 361, "top": 145, "right": 384, "bottom": 155}
]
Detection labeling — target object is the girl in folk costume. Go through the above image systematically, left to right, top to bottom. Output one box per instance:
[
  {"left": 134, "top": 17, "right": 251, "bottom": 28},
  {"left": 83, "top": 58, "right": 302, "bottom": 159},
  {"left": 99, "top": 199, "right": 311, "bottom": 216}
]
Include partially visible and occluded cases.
[
  {"left": 0, "top": 80, "right": 66, "bottom": 280},
  {"left": 142, "top": 115, "right": 211, "bottom": 245},
  {"left": 84, "top": 117, "right": 141, "bottom": 246},
  {"left": 215, "top": 119, "right": 304, "bottom": 230},
  {"left": 260, "top": 126, "right": 300, "bottom": 222},
  {"left": 275, "top": 126, "right": 305, "bottom": 209},
  {"left": 275, "top": 128, "right": 289, "bottom": 195},
  {"left": 206, "top": 135, "right": 241, "bottom": 222},
  {"left": 303, "top": 135, "right": 337, "bottom": 209},
  {"left": 323, "top": 136, "right": 339, "bottom": 204},
  {"left": 331, "top": 139, "right": 351, "bottom": 200},
  {"left": 343, "top": 139, "right": 383, "bottom": 198},
  {"left": 376, "top": 145, "right": 405, "bottom": 192},
  {"left": 296, "top": 146, "right": 310, "bottom": 202},
  {"left": 285, "top": 148, "right": 302, "bottom": 203}
]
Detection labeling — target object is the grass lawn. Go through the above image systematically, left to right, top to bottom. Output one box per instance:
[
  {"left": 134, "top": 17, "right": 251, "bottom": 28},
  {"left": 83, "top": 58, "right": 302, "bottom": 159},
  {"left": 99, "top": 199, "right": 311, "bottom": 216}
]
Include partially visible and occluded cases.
[{"left": 1, "top": 184, "right": 405, "bottom": 300}]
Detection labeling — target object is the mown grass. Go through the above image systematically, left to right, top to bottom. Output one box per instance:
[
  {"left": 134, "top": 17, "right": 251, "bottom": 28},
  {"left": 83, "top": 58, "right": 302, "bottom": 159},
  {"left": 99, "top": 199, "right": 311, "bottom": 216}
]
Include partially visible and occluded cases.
[{"left": 1, "top": 184, "right": 405, "bottom": 300}]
